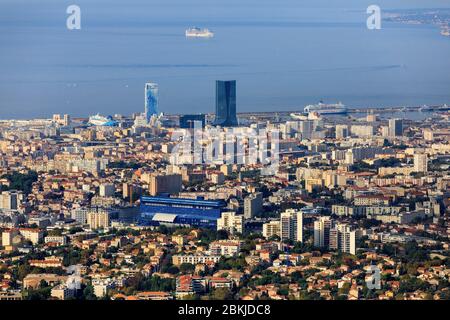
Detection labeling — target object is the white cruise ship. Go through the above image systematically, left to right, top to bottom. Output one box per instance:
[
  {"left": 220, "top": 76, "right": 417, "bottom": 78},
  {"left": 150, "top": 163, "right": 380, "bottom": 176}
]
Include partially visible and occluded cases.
[
  {"left": 185, "top": 27, "right": 214, "bottom": 38},
  {"left": 304, "top": 101, "right": 348, "bottom": 115},
  {"left": 290, "top": 113, "right": 308, "bottom": 120},
  {"left": 88, "top": 114, "right": 118, "bottom": 126}
]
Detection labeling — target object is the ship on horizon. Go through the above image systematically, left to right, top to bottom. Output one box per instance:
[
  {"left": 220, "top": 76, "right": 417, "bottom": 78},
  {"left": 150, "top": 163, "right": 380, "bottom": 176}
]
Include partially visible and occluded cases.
[
  {"left": 185, "top": 27, "right": 214, "bottom": 38},
  {"left": 419, "top": 104, "right": 450, "bottom": 112}
]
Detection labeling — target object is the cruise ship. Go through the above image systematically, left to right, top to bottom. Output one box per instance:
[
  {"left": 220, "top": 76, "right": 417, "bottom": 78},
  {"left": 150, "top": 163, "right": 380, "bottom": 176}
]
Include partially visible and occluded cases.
[
  {"left": 185, "top": 27, "right": 214, "bottom": 38},
  {"left": 304, "top": 101, "right": 348, "bottom": 115},
  {"left": 419, "top": 104, "right": 450, "bottom": 112},
  {"left": 290, "top": 113, "right": 308, "bottom": 120},
  {"left": 88, "top": 114, "right": 118, "bottom": 126}
]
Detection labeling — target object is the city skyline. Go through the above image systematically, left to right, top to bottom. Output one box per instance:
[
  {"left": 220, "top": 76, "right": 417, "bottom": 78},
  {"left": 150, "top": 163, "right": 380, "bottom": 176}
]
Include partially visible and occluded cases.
[{"left": 1, "top": 0, "right": 450, "bottom": 306}]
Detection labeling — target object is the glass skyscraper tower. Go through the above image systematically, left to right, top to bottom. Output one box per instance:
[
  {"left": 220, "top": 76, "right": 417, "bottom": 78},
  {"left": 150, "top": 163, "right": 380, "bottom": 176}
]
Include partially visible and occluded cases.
[
  {"left": 214, "top": 80, "right": 238, "bottom": 127},
  {"left": 145, "top": 82, "right": 159, "bottom": 123},
  {"left": 388, "top": 118, "right": 403, "bottom": 137}
]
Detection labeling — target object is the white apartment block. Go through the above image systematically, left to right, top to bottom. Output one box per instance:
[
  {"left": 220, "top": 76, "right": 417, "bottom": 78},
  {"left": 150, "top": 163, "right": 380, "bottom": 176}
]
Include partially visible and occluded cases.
[
  {"left": 280, "top": 209, "right": 303, "bottom": 242},
  {"left": 217, "top": 212, "right": 244, "bottom": 234},
  {"left": 262, "top": 220, "right": 281, "bottom": 239},
  {"left": 209, "top": 240, "right": 242, "bottom": 257},
  {"left": 172, "top": 254, "right": 221, "bottom": 266}
]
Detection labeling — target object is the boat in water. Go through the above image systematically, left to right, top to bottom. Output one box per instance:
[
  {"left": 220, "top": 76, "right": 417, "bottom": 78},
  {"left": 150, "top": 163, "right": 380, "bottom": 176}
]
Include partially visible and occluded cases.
[
  {"left": 185, "top": 27, "right": 214, "bottom": 38},
  {"left": 304, "top": 101, "right": 348, "bottom": 115},
  {"left": 419, "top": 104, "right": 450, "bottom": 112},
  {"left": 290, "top": 113, "right": 308, "bottom": 120},
  {"left": 88, "top": 114, "right": 118, "bottom": 126}
]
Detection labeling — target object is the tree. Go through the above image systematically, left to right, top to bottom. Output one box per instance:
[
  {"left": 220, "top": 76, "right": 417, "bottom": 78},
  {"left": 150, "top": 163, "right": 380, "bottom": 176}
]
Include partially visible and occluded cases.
[
  {"left": 109, "top": 161, "right": 140, "bottom": 170},
  {"left": 1, "top": 171, "right": 38, "bottom": 194},
  {"left": 360, "top": 219, "right": 381, "bottom": 229},
  {"left": 158, "top": 225, "right": 169, "bottom": 235},
  {"left": 69, "top": 227, "right": 83, "bottom": 234},
  {"left": 48, "top": 229, "right": 63, "bottom": 237},
  {"left": 217, "top": 229, "right": 229, "bottom": 240},
  {"left": 268, "top": 235, "right": 281, "bottom": 242},
  {"left": 404, "top": 241, "right": 428, "bottom": 262},
  {"left": 62, "top": 249, "right": 82, "bottom": 266},
  {"left": 216, "top": 256, "right": 247, "bottom": 271},
  {"left": 179, "top": 263, "right": 195, "bottom": 274},
  {"left": 17, "top": 264, "right": 32, "bottom": 281},
  {"left": 167, "top": 265, "right": 180, "bottom": 275},
  {"left": 290, "top": 271, "right": 303, "bottom": 283},
  {"left": 141, "top": 276, "right": 175, "bottom": 292},
  {"left": 398, "top": 277, "right": 428, "bottom": 293},
  {"left": 338, "top": 282, "right": 351, "bottom": 295},
  {"left": 82, "top": 284, "right": 97, "bottom": 300},
  {"left": 24, "top": 285, "right": 52, "bottom": 300},
  {"left": 277, "top": 286, "right": 289, "bottom": 296},
  {"left": 210, "top": 287, "right": 233, "bottom": 300},
  {"left": 298, "top": 290, "right": 322, "bottom": 300},
  {"left": 182, "top": 294, "right": 199, "bottom": 300}
]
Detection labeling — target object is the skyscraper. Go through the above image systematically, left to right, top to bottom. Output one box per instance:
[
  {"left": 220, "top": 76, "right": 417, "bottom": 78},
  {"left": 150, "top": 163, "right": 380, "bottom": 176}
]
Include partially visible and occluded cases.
[
  {"left": 214, "top": 80, "right": 238, "bottom": 127},
  {"left": 145, "top": 82, "right": 159, "bottom": 123},
  {"left": 179, "top": 114, "right": 206, "bottom": 129},
  {"left": 388, "top": 118, "right": 403, "bottom": 137},
  {"left": 300, "top": 120, "right": 316, "bottom": 140},
  {"left": 335, "top": 125, "right": 349, "bottom": 139},
  {"left": 414, "top": 153, "right": 428, "bottom": 173},
  {"left": 149, "top": 173, "right": 182, "bottom": 196},
  {"left": 99, "top": 183, "right": 115, "bottom": 197},
  {"left": 0, "top": 191, "right": 21, "bottom": 210},
  {"left": 244, "top": 192, "right": 263, "bottom": 219},
  {"left": 87, "top": 209, "right": 111, "bottom": 230},
  {"left": 280, "top": 209, "right": 303, "bottom": 242},
  {"left": 217, "top": 212, "right": 244, "bottom": 235},
  {"left": 314, "top": 216, "right": 334, "bottom": 248},
  {"left": 262, "top": 220, "right": 281, "bottom": 239},
  {"left": 329, "top": 223, "right": 356, "bottom": 255}
]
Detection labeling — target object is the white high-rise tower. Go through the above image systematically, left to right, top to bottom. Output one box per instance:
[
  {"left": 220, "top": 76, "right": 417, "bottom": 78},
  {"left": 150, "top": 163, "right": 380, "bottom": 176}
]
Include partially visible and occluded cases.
[
  {"left": 414, "top": 153, "right": 428, "bottom": 173},
  {"left": 280, "top": 209, "right": 303, "bottom": 242}
]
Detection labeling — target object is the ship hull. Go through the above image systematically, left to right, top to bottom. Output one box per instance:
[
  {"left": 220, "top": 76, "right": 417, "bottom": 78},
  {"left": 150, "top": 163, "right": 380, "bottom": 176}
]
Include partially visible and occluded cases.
[
  {"left": 185, "top": 28, "right": 214, "bottom": 38},
  {"left": 186, "top": 33, "right": 214, "bottom": 38},
  {"left": 304, "top": 102, "right": 348, "bottom": 115},
  {"left": 420, "top": 106, "right": 450, "bottom": 112},
  {"left": 304, "top": 109, "right": 348, "bottom": 115},
  {"left": 89, "top": 121, "right": 117, "bottom": 126}
]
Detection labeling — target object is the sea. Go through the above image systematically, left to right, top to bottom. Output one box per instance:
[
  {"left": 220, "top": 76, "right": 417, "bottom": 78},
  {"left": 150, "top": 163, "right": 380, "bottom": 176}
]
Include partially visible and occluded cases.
[{"left": 0, "top": 0, "right": 450, "bottom": 119}]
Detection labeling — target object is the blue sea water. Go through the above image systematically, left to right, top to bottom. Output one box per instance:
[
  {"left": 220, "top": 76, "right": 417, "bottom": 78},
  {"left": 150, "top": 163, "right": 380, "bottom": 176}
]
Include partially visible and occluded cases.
[{"left": 0, "top": 0, "right": 449, "bottom": 119}]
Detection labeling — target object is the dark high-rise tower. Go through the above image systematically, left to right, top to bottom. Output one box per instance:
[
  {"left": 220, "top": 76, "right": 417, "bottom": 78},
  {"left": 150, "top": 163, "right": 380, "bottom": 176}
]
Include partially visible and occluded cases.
[
  {"left": 214, "top": 80, "right": 238, "bottom": 127},
  {"left": 388, "top": 118, "right": 403, "bottom": 137}
]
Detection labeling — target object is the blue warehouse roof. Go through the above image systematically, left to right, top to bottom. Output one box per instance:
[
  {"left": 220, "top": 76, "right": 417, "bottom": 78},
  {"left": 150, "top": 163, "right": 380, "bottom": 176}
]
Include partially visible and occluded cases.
[{"left": 140, "top": 196, "right": 227, "bottom": 208}]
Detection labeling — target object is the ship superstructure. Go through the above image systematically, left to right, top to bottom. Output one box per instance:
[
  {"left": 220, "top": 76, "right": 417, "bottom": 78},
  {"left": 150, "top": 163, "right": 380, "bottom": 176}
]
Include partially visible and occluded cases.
[
  {"left": 185, "top": 27, "right": 214, "bottom": 38},
  {"left": 304, "top": 101, "right": 348, "bottom": 115},
  {"left": 88, "top": 114, "right": 118, "bottom": 126}
]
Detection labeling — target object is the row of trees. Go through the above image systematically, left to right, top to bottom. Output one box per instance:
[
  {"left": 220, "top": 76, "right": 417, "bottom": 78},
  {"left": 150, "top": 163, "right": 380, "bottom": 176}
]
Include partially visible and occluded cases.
[{"left": 0, "top": 170, "right": 38, "bottom": 194}]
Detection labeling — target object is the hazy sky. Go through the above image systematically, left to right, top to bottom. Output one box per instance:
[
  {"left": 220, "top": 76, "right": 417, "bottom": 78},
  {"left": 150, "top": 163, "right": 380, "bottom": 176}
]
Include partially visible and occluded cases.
[{"left": 1, "top": 1, "right": 450, "bottom": 119}]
